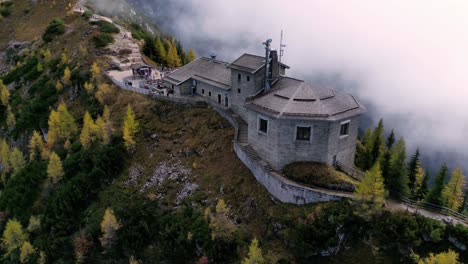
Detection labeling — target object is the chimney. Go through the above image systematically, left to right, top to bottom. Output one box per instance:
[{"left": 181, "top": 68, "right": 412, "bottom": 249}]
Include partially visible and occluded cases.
[
  {"left": 263, "top": 39, "right": 272, "bottom": 92},
  {"left": 270, "top": 50, "right": 279, "bottom": 80},
  {"left": 210, "top": 53, "right": 217, "bottom": 61}
]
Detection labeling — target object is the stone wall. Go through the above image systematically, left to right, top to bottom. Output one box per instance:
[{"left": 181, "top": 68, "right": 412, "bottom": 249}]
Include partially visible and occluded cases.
[{"left": 233, "top": 142, "right": 352, "bottom": 204}]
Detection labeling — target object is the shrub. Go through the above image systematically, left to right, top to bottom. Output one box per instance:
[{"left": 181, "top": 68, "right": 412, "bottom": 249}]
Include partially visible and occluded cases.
[
  {"left": 0, "top": 8, "right": 11, "bottom": 17},
  {"left": 82, "top": 10, "right": 92, "bottom": 19},
  {"left": 42, "top": 18, "right": 66, "bottom": 42},
  {"left": 96, "top": 21, "right": 120, "bottom": 34},
  {"left": 92, "top": 33, "right": 114, "bottom": 48}
]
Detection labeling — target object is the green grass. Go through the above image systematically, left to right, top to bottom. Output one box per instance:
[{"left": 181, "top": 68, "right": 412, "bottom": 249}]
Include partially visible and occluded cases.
[
  {"left": 92, "top": 32, "right": 114, "bottom": 47},
  {"left": 283, "top": 161, "right": 358, "bottom": 191}
]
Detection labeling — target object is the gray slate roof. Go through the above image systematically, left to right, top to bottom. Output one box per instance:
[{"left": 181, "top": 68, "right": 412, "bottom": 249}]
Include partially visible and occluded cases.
[
  {"left": 228, "top": 53, "right": 266, "bottom": 73},
  {"left": 164, "top": 57, "right": 231, "bottom": 90},
  {"left": 245, "top": 77, "right": 365, "bottom": 121}
]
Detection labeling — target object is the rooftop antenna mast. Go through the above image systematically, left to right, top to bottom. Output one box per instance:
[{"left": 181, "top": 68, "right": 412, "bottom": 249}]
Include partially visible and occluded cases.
[
  {"left": 279, "top": 30, "right": 286, "bottom": 63},
  {"left": 263, "top": 38, "right": 272, "bottom": 92}
]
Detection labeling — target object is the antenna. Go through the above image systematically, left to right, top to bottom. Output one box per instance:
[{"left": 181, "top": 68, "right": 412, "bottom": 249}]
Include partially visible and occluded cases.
[{"left": 279, "top": 30, "right": 286, "bottom": 63}]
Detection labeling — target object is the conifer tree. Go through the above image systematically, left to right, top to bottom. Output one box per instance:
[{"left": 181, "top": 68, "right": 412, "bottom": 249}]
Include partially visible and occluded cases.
[
  {"left": 154, "top": 37, "right": 167, "bottom": 66},
  {"left": 166, "top": 41, "right": 181, "bottom": 68},
  {"left": 186, "top": 48, "right": 196, "bottom": 63},
  {"left": 43, "top": 49, "right": 52, "bottom": 63},
  {"left": 61, "top": 52, "right": 68, "bottom": 65},
  {"left": 37, "top": 62, "right": 44, "bottom": 73},
  {"left": 91, "top": 62, "right": 101, "bottom": 80},
  {"left": 62, "top": 66, "right": 71, "bottom": 85},
  {"left": 0, "top": 79, "right": 10, "bottom": 106},
  {"left": 56, "top": 81, "right": 64, "bottom": 91},
  {"left": 84, "top": 82, "right": 94, "bottom": 93},
  {"left": 95, "top": 83, "right": 112, "bottom": 104},
  {"left": 57, "top": 102, "right": 78, "bottom": 141},
  {"left": 123, "top": 104, "right": 139, "bottom": 151},
  {"left": 6, "top": 105, "right": 16, "bottom": 130},
  {"left": 103, "top": 105, "right": 113, "bottom": 137},
  {"left": 80, "top": 112, "right": 95, "bottom": 150},
  {"left": 95, "top": 116, "right": 110, "bottom": 145},
  {"left": 370, "top": 119, "right": 385, "bottom": 164},
  {"left": 386, "top": 129, "right": 395, "bottom": 149},
  {"left": 29, "top": 130, "right": 44, "bottom": 160},
  {"left": 0, "top": 138, "right": 10, "bottom": 174},
  {"left": 388, "top": 138, "right": 409, "bottom": 195},
  {"left": 9, "top": 147, "right": 25, "bottom": 175},
  {"left": 380, "top": 148, "right": 393, "bottom": 189},
  {"left": 408, "top": 148, "right": 420, "bottom": 194},
  {"left": 47, "top": 152, "right": 64, "bottom": 184},
  {"left": 355, "top": 162, "right": 387, "bottom": 208},
  {"left": 426, "top": 164, "right": 449, "bottom": 205},
  {"left": 442, "top": 168, "right": 466, "bottom": 210},
  {"left": 415, "top": 169, "right": 430, "bottom": 201},
  {"left": 460, "top": 190, "right": 468, "bottom": 214},
  {"left": 204, "top": 199, "right": 237, "bottom": 241},
  {"left": 100, "top": 208, "right": 121, "bottom": 251},
  {"left": 27, "top": 216, "right": 41, "bottom": 233},
  {"left": 2, "top": 219, "right": 27, "bottom": 256},
  {"left": 74, "top": 231, "right": 93, "bottom": 263},
  {"left": 242, "top": 238, "right": 265, "bottom": 264},
  {"left": 19, "top": 241, "right": 35, "bottom": 263},
  {"left": 416, "top": 249, "right": 459, "bottom": 264}
]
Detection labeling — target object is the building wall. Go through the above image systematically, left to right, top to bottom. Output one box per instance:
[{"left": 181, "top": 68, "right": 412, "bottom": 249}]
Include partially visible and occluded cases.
[
  {"left": 230, "top": 69, "right": 265, "bottom": 120},
  {"left": 196, "top": 81, "right": 230, "bottom": 107},
  {"left": 247, "top": 110, "right": 361, "bottom": 170},
  {"left": 326, "top": 115, "right": 361, "bottom": 166}
]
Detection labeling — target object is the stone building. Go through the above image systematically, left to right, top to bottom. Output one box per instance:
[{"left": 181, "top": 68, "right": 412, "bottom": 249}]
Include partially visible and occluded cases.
[{"left": 164, "top": 45, "right": 365, "bottom": 170}]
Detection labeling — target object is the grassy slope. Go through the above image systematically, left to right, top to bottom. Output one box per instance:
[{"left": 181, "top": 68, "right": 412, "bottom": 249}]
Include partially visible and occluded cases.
[{"left": 0, "top": 0, "right": 76, "bottom": 48}]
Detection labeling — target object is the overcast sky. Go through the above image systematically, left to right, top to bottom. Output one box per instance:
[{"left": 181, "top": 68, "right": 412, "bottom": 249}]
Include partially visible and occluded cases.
[{"left": 94, "top": 0, "right": 468, "bottom": 172}]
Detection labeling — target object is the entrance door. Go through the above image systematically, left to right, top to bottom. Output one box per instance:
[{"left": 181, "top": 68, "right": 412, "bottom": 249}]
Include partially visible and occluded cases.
[
  {"left": 218, "top": 94, "right": 222, "bottom": 104},
  {"left": 225, "top": 96, "right": 229, "bottom": 107}
]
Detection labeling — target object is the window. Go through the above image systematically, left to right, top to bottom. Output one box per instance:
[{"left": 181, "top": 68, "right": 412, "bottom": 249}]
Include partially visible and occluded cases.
[
  {"left": 238, "top": 73, "right": 241, "bottom": 82},
  {"left": 247, "top": 76, "right": 250, "bottom": 82},
  {"left": 171, "top": 84, "right": 174, "bottom": 89},
  {"left": 238, "top": 88, "right": 241, "bottom": 94},
  {"left": 202, "top": 89, "right": 205, "bottom": 94},
  {"left": 209, "top": 91, "right": 212, "bottom": 97},
  {"left": 259, "top": 118, "right": 268, "bottom": 133},
  {"left": 340, "top": 121, "right": 350, "bottom": 137},
  {"left": 296, "top": 126, "right": 311, "bottom": 141}
]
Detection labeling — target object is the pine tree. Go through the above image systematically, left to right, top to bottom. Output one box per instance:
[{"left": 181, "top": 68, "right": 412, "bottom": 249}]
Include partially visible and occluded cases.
[
  {"left": 175, "top": 40, "right": 186, "bottom": 65},
  {"left": 186, "top": 48, "right": 196, "bottom": 63},
  {"left": 62, "top": 66, "right": 71, "bottom": 85},
  {"left": 0, "top": 79, "right": 10, "bottom": 106},
  {"left": 123, "top": 104, "right": 139, "bottom": 151},
  {"left": 6, "top": 105, "right": 16, "bottom": 130},
  {"left": 103, "top": 105, "right": 113, "bottom": 138},
  {"left": 80, "top": 112, "right": 95, "bottom": 150},
  {"left": 362, "top": 128, "right": 374, "bottom": 170},
  {"left": 29, "top": 130, "right": 44, "bottom": 160},
  {"left": 0, "top": 138, "right": 10, "bottom": 174},
  {"left": 388, "top": 138, "right": 409, "bottom": 195},
  {"left": 9, "top": 147, "right": 25, "bottom": 175},
  {"left": 380, "top": 148, "right": 392, "bottom": 190},
  {"left": 408, "top": 148, "right": 420, "bottom": 194},
  {"left": 47, "top": 152, "right": 64, "bottom": 184},
  {"left": 412, "top": 160, "right": 425, "bottom": 199},
  {"left": 355, "top": 162, "right": 387, "bottom": 208},
  {"left": 426, "top": 164, "right": 449, "bottom": 205},
  {"left": 442, "top": 168, "right": 466, "bottom": 210},
  {"left": 415, "top": 169, "right": 430, "bottom": 201},
  {"left": 460, "top": 190, "right": 468, "bottom": 214},
  {"left": 100, "top": 208, "right": 121, "bottom": 251},
  {"left": 2, "top": 219, "right": 27, "bottom": 256},
  {"left": 242, "top": 238, "right": 265, "bottom": 264},
  {"left": 19, "top": 241, "right": 35, "bottom": 263}
]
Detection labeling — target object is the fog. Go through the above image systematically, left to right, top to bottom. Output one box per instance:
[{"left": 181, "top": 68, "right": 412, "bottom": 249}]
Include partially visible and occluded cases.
[{"left": 93, "top": 0, "right": 468, "bottom": 173}]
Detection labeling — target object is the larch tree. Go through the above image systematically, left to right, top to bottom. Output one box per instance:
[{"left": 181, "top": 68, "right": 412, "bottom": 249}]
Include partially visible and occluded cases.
[
  {"left": 154, "top": 37, "right": 167, "bottom": 66},
  {"left": 166, "top": 41, "right": 181, "bottom": 68},
  {"left": 186, "top": 48, "right": 196, "bottom": 63},
  {"left": 43, "top": 49, "right": 52, "bottom": 63},
  {"left": 61, "top": 52, "right": 68, "bottom": 65},
  {"left": 37, "top": 62, "right": 44, "bottom": 72},
  {"left": 91, "top": 62, "right": 101, "bottom": 80},
  {"left": 62, "top": 66, "right": 72, "bottom": 86},
  {"left": 0, "top": 79, "right": 10, "bottom": 106},
  {"left": 56, "top": 81, "right": 64, "bottom": 91},
  {"left": 84, "top": 81, "right": 94, "bottom": 93},
  {"left": 95, "top": 83, "right": 112, "bottom": 104},
  {"left": 57, "top": 102, "right": 78, "bottom": 141},
  {"left": 122, "top": 104, "right": 139, "bottom": 151},
  {"left": 6, "top": 105, "right": 16, "bottom": 131},
  {"left": 103, "top": 105, "right": 113, "bottom": 137},
  {"left": 47, "top": 109, "right": 61, "bottom": 147},
  {"left": 80, "top": 112, "right": 95, "bottom": 150},
  {"left": 95, "top": 116, "right": 110, "bottom": 145},
  {"left": 29, "top": 130, "right": 45, "bottom": 160},
  {"left": 388, "top": 137, "right": 409, "bottom": 195},
  {"left": 0, "top": 138, "right": 11, "bottom": 174},
  {"left": 9, "top": 147, "right": 26, "bottom": 175},
  {"left": 408, "top": 148, "right": 421, "bottom": 195},
  {"left": 47, "top": 152, "right": 64, "bottom": 184},
  {"left": 355, "top": 162, "right": 387, "bottom": 209},
  {"left": 426, "top": 164, "right": 449, "bottom": 205},
  {"left": 442, "top": 168, "right": 466, "bottom": 210},
  {"left": 204, "top": 199, "right": 237, "bottom": 241},
  {"left": 100, "top": 208, "right": 121, "bottom": 251},
  {"left": 27, "top": 215, "right": 41, "bottom": 233},
  {"left": 2, "top": 219, "right": 27, "bottom": 256},
  {"left": 74, "top": 231, "right": 93, "bottom": 264},
  {"left": 242, "top": 238, "right": 265, "bottom": 264},
  {"left": 19, "top": 241, "right": 35, "bottom": 263},
  {"left": 416, "top": 249, "right": 459, "bottom": 264}
]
